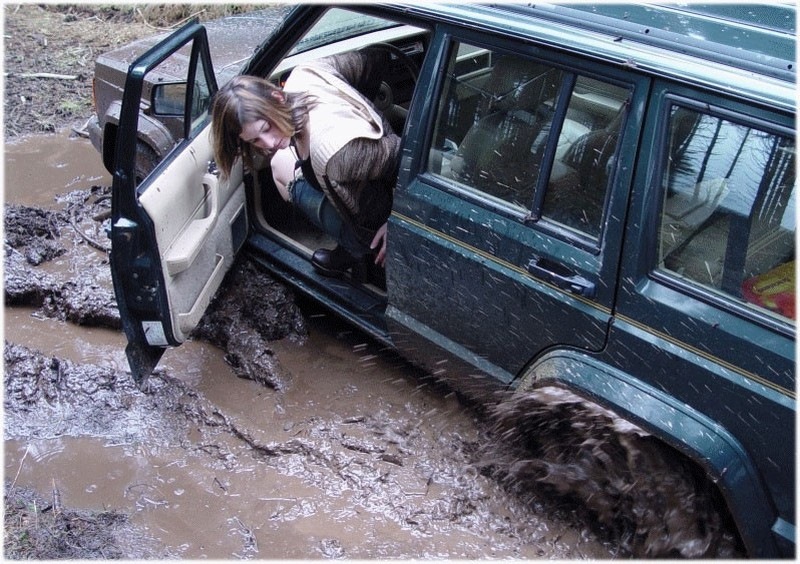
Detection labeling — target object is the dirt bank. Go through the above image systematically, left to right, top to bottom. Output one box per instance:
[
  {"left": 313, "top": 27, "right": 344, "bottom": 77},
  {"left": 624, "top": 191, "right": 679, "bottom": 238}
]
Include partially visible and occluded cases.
[{"left": 3, "top": 4, "right": 259, "bottom": 138}]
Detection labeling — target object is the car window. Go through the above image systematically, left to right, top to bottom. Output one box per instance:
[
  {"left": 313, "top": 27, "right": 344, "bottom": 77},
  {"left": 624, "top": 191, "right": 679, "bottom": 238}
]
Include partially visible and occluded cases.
[
  {"left": 287, "top": 8, "right": 400, "bottom": 56},
  {"left": 428, "top": 40, "right": 629, "bottom": 240},
  {"left": 429, "top": 44, "right": 562, "bottom": 209},
  {"left": 188, "top": 49, "right": 215, "bottom": 136},
  {"left": 541, "top": 77, "right": 628, "bottom": 238},
  {"left": 657, "top": 103, "right": 796, "bottom": 322}
]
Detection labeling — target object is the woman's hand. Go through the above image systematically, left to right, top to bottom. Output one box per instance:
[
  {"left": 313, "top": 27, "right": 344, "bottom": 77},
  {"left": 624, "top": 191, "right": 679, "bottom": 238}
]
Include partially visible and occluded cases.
[{"left": 370, "top": 222, "right": 388, "bottom": 267}]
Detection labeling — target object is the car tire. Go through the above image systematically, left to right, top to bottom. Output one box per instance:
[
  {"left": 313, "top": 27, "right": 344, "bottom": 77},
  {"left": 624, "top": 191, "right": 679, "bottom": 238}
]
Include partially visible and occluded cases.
[
  {"left": 134, "top": 141, "right": 159, "bottom": 184},
  {"left": 487, "top": 384, "right": 744, "bottom": 558}
]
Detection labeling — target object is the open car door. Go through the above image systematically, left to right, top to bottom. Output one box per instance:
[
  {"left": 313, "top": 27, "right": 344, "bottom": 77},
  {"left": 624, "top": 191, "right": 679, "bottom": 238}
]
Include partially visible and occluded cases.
[{"left": 110, "top": 21, "right": 247, "bottom": 385}]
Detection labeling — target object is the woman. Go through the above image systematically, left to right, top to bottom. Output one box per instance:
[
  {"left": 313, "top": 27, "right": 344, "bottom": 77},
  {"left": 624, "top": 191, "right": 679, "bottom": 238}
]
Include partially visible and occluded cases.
[{"left": 210, "top": 48, "right": 400, "bottom": 280}]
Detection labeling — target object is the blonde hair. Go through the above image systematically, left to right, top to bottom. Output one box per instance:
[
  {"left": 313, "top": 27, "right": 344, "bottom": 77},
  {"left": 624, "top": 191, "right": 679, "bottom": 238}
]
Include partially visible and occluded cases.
[{"left": 210, "top": 75, "right": 315, "bottom": 177}]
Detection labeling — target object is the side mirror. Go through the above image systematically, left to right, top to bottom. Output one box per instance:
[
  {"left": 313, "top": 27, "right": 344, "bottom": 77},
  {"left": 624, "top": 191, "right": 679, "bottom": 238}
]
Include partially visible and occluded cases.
[{"left": 152, "top": 82, "right": 187, "bottom": 116}]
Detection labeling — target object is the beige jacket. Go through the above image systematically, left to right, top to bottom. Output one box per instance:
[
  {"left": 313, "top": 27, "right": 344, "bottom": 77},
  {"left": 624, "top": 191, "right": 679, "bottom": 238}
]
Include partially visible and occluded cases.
[{"left": 283, "top": 51, "right": 400, "bottom": 228}]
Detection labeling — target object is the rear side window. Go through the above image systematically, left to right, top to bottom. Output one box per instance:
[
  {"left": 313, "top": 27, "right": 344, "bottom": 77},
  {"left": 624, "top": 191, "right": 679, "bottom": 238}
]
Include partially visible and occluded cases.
[
  {"left": 427, "top": 40, "right": 629, "bottom": 241},
  {"left": 428, "top": 44, "right": 561, "bottom": 209},
  {"left": 657, "top": 102, "right": 796, "bottom": 322}
]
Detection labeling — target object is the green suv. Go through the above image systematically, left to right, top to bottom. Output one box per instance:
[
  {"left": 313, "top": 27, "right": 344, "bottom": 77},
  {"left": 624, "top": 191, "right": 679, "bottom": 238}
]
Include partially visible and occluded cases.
[{"left": 104, "top": 4, "right": 795, "bottom": 557}]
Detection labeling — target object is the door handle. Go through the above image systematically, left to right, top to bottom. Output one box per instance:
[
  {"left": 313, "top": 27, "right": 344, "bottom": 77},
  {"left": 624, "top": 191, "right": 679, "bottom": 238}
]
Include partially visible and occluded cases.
[
  {"left": 164, "top": 173, "right": 219, "bottom": 276},
  {"left": 527, "top": 255, "right": 596, "bottom": 298}
]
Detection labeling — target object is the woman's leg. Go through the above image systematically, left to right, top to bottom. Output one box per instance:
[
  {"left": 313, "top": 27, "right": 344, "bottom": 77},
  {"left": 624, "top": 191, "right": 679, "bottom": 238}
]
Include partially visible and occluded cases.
[{"left": 289, "top": 178, "right": 371, "bottom": 258}]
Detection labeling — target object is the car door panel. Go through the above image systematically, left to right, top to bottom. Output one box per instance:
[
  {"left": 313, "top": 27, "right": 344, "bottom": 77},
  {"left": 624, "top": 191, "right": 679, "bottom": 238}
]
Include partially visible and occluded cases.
[
  {"left": 110, "top": 21, "right": 235, "bottom": 383},
  {"left": 385, "top": 33, "right": 647, "bottom": 383},
  {"left": 139, "top": 131, "right": 246, "bottom": 342},
  {"left": 388, "top": 181, "right": 612, "bottom": 380}
]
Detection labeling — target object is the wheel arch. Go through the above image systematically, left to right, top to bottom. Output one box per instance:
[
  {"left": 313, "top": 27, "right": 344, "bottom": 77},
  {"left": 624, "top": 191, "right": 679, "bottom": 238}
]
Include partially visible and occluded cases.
[
  {"left": 101, "top": 100, "right": 176, "bottom": 175},
  {"left": 511, "top": 349, "right": 781, "bottom": 558}
]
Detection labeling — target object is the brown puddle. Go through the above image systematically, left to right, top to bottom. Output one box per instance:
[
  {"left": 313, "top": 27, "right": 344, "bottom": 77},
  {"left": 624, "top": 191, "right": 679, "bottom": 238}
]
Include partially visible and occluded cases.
[
  {"left": 4, "top": 131, "right": 111, "bottom": 208},
  {"left": 4, "top": 132, "right": 616, "bottom": 559},
  {"left": 5, "top": 313, "right": 610, "bottom": 559}
]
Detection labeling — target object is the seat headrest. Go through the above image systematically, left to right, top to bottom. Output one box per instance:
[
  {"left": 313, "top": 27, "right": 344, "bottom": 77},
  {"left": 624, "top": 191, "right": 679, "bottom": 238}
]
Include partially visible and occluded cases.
[{"left": 487, "top": 56, "right": 559, "bottom": 113}]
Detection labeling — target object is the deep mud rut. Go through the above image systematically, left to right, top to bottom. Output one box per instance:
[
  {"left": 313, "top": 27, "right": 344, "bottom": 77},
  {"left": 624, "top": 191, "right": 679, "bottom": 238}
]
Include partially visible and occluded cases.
[{"left": 4, "top": 132, "right": 624, "bottom": 559}]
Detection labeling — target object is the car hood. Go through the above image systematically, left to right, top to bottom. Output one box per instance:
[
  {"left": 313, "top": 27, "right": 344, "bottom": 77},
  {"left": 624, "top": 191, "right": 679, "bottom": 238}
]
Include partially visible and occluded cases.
[{"left": 97, "top": 7, "right": 292, "bottom": 84}]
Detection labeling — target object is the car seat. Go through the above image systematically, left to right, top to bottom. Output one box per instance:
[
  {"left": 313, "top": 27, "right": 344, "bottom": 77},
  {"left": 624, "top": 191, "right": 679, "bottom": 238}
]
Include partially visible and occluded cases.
[
  {"left": 449, "top": 56, "right": 561, "bottom": 206},
  {"left": 544, "top": 108, "right": 625, "bottom": 236}
]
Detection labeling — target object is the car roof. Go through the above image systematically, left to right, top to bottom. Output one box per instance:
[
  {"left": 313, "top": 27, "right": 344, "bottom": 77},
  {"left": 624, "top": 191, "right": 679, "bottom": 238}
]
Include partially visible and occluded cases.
[
  {"left": 374, "top": 2, "right": 796, "bottom": 111},
  {"left": 524, "top": 3, "right": 795, "bottom": 78}
]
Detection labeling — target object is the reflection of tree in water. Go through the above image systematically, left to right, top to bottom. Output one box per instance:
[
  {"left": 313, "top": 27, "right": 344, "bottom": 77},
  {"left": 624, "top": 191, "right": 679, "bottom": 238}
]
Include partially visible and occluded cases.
[
  {"left": 664, "top": 105, "right": 795, "bottom": 298},
  {"left": 667, "top": 106, "right": 795, "bottom": 227},
  {"left": 752, "top": 134, "right": 794, "bottom": 230}
]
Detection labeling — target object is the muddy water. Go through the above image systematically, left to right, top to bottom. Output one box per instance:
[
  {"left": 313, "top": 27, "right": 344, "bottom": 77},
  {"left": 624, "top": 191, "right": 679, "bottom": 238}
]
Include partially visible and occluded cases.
[
  {"left": 5, "top": 131, "right": 111, "bottom": 208},
  {"left": 4, "top": 133, "right": 616, "bottom": 558},
  {"left": 6, "top": 315, "right": 541, "bottom": 559}
]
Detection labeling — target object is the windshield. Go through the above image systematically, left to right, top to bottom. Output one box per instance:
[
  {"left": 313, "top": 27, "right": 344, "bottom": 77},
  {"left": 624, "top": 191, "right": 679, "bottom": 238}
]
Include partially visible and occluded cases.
[{"left": 288, "top": 8, "right": 399, "bottom": 55}]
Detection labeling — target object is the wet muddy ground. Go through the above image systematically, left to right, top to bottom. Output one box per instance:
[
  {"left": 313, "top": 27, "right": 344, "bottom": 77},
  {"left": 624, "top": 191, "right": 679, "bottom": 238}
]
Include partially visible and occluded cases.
[
  {"left": 4, "top": 132, "right": 621, "bottom": 559},
  {"left": 4, "top": 132, "right": 745, "bottom": 561}
]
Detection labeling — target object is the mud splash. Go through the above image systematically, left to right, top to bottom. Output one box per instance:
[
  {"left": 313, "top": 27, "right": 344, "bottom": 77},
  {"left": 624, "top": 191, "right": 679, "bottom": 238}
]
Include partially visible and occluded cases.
[{"left": 481, "top": 386, "right": 744, "bottom": 558}]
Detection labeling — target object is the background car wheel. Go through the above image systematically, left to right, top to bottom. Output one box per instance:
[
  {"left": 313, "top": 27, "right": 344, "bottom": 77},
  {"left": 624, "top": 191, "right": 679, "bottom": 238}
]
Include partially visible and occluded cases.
[{"left": 134, "top": 141, "right": 159, "bottom": 184}]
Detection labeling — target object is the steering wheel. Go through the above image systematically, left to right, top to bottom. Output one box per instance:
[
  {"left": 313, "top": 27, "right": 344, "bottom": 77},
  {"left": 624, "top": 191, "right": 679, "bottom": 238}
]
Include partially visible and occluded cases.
[
  {"left": 367, "top": 42, "right": 419, "bottom": 133},
  {"left": 373, "top": 42, "right": 419, "bottom": 81}
]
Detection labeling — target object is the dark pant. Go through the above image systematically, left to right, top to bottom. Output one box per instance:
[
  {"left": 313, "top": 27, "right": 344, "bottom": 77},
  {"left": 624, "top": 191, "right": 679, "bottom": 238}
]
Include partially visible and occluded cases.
[{"left": 289, "top": 178, "right": 372, "bottom": 259}]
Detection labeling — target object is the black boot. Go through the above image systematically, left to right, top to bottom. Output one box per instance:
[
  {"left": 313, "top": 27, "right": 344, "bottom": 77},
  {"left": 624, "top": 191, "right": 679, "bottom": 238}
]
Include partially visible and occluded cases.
[{"left": 311, "top": 246, "right": 358, "bottom": 278}]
